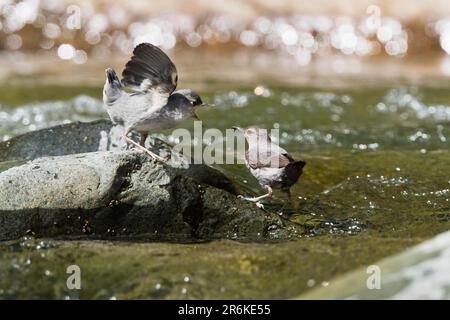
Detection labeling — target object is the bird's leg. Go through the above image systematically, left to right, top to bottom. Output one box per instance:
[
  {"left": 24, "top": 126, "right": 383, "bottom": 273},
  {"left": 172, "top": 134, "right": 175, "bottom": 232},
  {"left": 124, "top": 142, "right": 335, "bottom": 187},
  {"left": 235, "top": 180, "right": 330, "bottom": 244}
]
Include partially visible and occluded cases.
[
  {"left": 122, "top": 130, "right": 167, "bottom": 163},
  {"left": 139, "top": 132, "right": 148, "bottom": 147},
  {"left": 239, "top": 186, "right": 273, "bottom": 203},
  {"left": 278, "top": 188, "right": 296, "bottom": 216},
  {"left": 285, "top": 189, "right": 292, "bottom": 202}
]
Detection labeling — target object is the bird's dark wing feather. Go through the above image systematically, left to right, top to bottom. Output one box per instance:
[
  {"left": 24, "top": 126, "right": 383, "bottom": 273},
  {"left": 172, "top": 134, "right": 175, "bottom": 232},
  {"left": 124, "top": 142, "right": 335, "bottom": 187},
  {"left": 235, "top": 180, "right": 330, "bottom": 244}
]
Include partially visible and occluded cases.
[
  {"left": 122, "top": 43, "right": 178, "bottom": 96},
  {"left": 246, "top": 150, "right": 292, "bottom": 169},
  {"left": 281, "top": 160, "right": 306, "bottom": 187}
]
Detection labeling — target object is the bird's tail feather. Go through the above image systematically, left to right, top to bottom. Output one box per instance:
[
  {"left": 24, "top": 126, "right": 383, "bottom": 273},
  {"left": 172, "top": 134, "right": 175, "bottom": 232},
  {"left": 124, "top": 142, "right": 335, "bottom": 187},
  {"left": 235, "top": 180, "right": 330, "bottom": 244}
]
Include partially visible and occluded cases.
[
  {"left": 103, "top": 68, "right": 122, "bottom": 105},
  {"left": 106, "top": 68, "right": 122, "bottom": 87},
  {"left": 282, "top": 160, "right": 306, "bottom": 187},
  {"left": 288, "top": 160, "right": 306, "bottom": 170}
]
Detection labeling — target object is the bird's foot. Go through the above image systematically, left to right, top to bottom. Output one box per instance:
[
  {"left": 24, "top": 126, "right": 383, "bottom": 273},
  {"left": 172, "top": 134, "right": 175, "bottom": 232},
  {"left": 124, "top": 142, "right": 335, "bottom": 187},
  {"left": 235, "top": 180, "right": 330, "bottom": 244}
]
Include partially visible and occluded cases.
[
  {"left": 132, "top": 145, "right": 167, "bottom": 163},
  {"left": 129, "top": 146, "right": 166, "bottom": 162},
  {"left": 130, "top": 147, "right": 145, "bottom": 153},
  {"left": 144, "top": 149, "right": 169, "bottom": 163},
  {"left": 237, "top": 195, "right": 260, "bottom": 203},
  {"left": 237, "top": 195, "right": 265, "bottom": 208},
  {"left": 255, "top": 202, "right": 264, "bottom": 209}
]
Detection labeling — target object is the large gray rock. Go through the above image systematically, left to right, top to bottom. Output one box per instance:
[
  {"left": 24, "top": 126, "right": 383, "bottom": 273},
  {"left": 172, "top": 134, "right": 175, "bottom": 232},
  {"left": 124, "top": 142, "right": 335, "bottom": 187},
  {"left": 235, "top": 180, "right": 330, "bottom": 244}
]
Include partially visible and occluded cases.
[{"left": 0, "top": 151, "right": 302, "bottom": 241}]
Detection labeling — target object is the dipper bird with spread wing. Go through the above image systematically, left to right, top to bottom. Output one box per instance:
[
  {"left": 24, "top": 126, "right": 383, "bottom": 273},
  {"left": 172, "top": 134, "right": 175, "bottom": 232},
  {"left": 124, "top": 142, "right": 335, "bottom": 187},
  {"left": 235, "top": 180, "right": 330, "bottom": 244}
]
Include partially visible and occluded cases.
[
  {"left": 103, "top": 43, "right": 204, "bottom": 162},
  {"left": 233, "top": 126, "right": 306, "bottom": 203}
]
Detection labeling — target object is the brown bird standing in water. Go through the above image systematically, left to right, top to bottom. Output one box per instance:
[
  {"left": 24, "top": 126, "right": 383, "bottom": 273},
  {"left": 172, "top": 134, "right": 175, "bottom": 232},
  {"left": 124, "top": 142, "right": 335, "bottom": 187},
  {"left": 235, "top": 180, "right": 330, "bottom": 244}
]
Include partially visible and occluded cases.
[{"left": 233, "top": 126, "right": 306, "bottom": 203}]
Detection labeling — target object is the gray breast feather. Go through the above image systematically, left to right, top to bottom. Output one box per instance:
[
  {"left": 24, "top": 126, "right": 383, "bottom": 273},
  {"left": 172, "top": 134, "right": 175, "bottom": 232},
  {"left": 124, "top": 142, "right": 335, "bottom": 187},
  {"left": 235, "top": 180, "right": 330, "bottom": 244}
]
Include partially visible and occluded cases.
[{"left": 249, "top": 166, "right": 285, "bottom": 187}]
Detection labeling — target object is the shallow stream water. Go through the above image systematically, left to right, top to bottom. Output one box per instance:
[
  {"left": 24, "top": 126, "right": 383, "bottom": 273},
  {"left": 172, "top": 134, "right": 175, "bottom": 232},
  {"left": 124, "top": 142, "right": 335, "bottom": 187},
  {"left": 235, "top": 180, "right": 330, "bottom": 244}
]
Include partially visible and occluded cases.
[{"left": 1, "top": 82, "right": 450, "bottom": 299}]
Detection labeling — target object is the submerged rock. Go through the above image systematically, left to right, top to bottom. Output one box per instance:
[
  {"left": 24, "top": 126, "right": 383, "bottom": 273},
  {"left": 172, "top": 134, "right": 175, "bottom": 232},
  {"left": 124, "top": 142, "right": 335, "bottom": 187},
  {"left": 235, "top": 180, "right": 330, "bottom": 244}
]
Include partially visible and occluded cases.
[{"left": 0, "top": 151, "right": 302, "bottom": 241}]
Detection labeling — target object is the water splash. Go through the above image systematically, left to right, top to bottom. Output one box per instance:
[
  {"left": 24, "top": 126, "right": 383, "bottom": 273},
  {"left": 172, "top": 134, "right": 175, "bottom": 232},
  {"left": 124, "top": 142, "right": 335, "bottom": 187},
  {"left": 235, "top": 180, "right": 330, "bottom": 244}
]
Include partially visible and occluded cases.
[
  {"left": 2, "top": 87, "right": 450, "bottom": 154},
  {"left": 379, "top": 87, "right": 450, "bottom": 121},
  {"left": 0, "top": 95, "right": 105, "bottom": 141},
  {"left": 310, "top": 217, "right": 364, "bottom": 236},
  {"left": 9, "top": 236, "right": 57, "bottom": 252}
]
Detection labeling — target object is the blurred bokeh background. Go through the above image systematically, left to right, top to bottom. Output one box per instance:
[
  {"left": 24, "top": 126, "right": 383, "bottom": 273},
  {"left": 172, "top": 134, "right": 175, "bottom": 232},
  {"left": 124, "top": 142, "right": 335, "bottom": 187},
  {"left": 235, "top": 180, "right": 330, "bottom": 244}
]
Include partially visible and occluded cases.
[{"left": 2, "top": 0, "right": 450, "bottom": 84}]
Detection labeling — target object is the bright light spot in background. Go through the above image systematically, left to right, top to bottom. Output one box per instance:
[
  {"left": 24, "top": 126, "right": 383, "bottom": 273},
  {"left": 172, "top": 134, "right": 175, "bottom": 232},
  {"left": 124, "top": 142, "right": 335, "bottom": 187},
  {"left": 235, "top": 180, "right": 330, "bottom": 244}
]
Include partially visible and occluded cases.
[
  {"left": 3, "top": 0, "right": 39, "bottom": 32},
  {"left": 15, "top": 0, "right": 39, "bottom": 23},
  {"left": 0, "top": 4, "right": 426, "bottom": 67},
  {"left": 107, "top": 6, "right": 129, "bottom": 28},
  {"left": 88, "top": 14, "right": 109, "bottom": 34},
  {"left": 314, "top": 16, "right": 333, "bottom": 33},
  {"left": 254, "top": 17, "right": 272, "bottom": 34},
  {"left": 43, "top": 23, "right": 61, "bottom": 39},
  {"left": 132, "top": 23, "right": 163, "bottom": 47},
  {"left": 331, "top": 24, "right": 359, "bottom": 54},
  {"left": 332, "top": 24, "right": 357, "bottom": 54},
  {"left": 281, "top": 25, "right": 298, "bottom": 46},
  {"left": 377, "top": 26, "right": 393, "bottom": 42},
  {"left": 440, "top": 29, "right": 450, "bottom": 55},
  {"left": 85, "top": 30, "right": 101, "bottom": 45},
  {"left": 240, "top": 30, "right": 258, "bottom": 46},
  {"left": 161, "top": 32, "right": 176, "bottom": 49},
  {"left": 185, "top": 32, "right": 202, "bottom": 47},
  {"left": 298, "top": 32, "right": 315, "bottom": 49},
  {"left": 341, "top": 32, "right": 358, "bottom": 54},
  {"left": 5, "top": 34, "right": 22, "bottom": 50},
  {"left": 134, "top": 35, "right": 155, "bottom": 47},
  {"left": 355, "top": 37, "right": 372, "bottom": 56},
  {"left": 385, "top": 37, "right": 407, "bottom": 56},
  {"left": 385, "top": 40, "right": 400, "bottom": 55},
  {"left": 57, "top": 44, "right": 75, "bottom": 60},
  {"left": 73, "top": 50, "right": 88, "bottom": 64},
  {"left": 440, "top": 57, "right": 450, "bottom": 75},
  {"left": 253, "top": 86, "right": 271, "bottom": 97},
  {"left": 254, "top": 86, "right": 264, "bottom": 96}
]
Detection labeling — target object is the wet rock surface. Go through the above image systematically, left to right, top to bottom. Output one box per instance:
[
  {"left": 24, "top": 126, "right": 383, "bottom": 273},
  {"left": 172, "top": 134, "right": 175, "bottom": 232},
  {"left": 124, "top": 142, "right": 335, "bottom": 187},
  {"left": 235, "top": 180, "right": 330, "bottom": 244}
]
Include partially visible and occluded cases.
[{"left": 0, "top": 148, "right": 301, "bottom": 241}]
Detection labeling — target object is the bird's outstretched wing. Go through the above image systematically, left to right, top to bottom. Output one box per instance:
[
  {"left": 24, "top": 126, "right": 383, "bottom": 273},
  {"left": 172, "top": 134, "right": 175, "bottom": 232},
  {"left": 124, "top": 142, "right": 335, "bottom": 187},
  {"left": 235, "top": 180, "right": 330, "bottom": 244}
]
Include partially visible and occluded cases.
[{"left": 122, "top": 43, "right": 178, "bottom": 106}]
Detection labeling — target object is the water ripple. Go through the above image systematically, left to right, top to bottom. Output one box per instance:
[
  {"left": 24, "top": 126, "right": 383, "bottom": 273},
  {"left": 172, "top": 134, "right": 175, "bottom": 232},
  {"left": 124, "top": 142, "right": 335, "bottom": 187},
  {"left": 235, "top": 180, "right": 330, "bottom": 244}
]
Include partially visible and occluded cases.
[{"left": 0, "top": 95, "right": 105, "bottom": 141}]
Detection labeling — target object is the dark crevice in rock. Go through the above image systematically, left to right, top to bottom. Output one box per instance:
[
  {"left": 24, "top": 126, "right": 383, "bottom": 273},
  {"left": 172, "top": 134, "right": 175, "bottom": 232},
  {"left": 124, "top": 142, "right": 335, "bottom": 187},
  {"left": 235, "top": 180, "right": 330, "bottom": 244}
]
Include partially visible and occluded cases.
[{"left": 171, "top": 175, "right": 205, "bottom": 238}]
